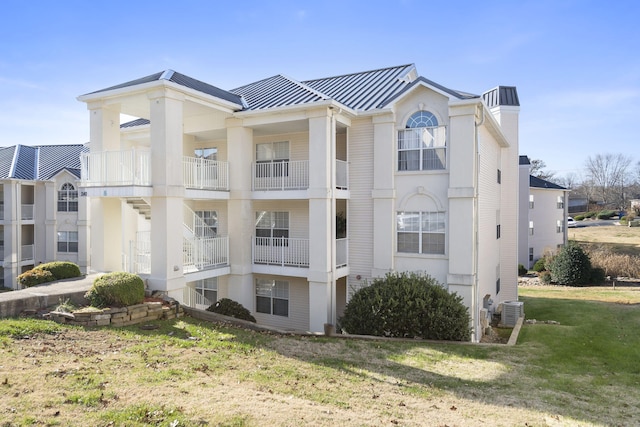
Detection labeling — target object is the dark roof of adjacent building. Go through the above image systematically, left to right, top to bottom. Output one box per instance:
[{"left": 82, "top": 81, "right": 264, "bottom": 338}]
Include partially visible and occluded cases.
[
  {"left": 86, "top": 64, "right": 488, "bottom": 116},
  {"left": 483, "top": 86, "right": 520, "bottom": 107},
  {"left": 121, "top": 118, "right": 150, "bottom": 128},
  {"left": 0, "top": 144, "right": 88, "bottom": 180},
  {"left": 519, "top": 155, "right": 531, "bottom": 165},
  {"left": 530, "top": 175, "right": 566, "bottom": 190}
]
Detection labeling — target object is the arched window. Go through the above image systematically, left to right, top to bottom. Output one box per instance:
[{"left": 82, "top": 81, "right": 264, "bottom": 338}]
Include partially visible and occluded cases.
[
  {"left": 398, "top": 110, "right": 446, "bottom": 171},
  {"left": 58, "top": 183, "right": 78, "bottom": 212}
]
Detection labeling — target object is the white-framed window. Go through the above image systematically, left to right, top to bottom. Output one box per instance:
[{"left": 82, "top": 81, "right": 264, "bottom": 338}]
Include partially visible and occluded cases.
[
  {"left": 398, "top": 111, "right": 446, "bottom": 171},
  {"left": 256, "top": 141, "right": 289, "bottom": 177},
  {"left": 194, "top": 147, "right": 217, "bottom": 160},
  {"left": 58, "top": 183, "right": 78, "bottom": 212},
  {"left": 529, "top": 194, "right": 535, "bottom": 209},
  {"left": 557, "top": 196, "right": 564, "bottom": 209},
  {"left": 194, "top": 210, "right": 217, "bottom": 237},
  {"left": 496, "top": 210, "right": 501, "bottom": 239},
  {"left": 255, "top": 211, "right": 289, "bottom": 246},
  {"left": 397, "top": 211, "right": 445, "bottom": 255},
  {"left": 557, "top": 219, "right": 564, "bottom": 233},
  {"left": 529, "top": 221, "right": 534, "bottom": 236},
  {"left": 58, "top": 231, "right": 78, "bottom": 253},
  {"left": 529, "top": 247, "right": 534, "bottom": 262},
  {"left": 496, "top": 265, "right": 501, "bottom": 294},
  {"left": 195, "top": 277, "right": 217, "bottom": 304},
  {"left": 255, "top": 278, "right": 289, "bottom": 317}
]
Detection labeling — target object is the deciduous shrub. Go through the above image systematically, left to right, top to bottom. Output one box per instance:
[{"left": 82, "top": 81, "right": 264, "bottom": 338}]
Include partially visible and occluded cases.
[
  {"left": 548, "top": 243, "right": 593, "bottom": 286},
  {"left": 532, "top": 258, "right": 547, "bottom": 272},
  {"left": 34, "top": 261, "right": 81, "bottom": 280},
  {"left": 518, "top": 264, "right": 528, "bottom": 276},
  {"left": 589, "top": 267, "right": 606, "bottom": 284},
  {"left": 17, "top": 269, "right": 54, "bottom": 288},
  {"left": 540, "top": 271, "right": 552, "bottom": 284},
  {"left": 85, "top": 272, "right": 145, "bottom": 308},
  {"left": 339, "top": 272, "right": 471, "bottom": 341},
  {"left": 207, "top": 298, "right": 256, "bottom": 323}
]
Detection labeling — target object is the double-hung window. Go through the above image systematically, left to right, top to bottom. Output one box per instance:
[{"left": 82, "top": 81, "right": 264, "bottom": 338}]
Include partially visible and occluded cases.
[
  {"left": 398, "top": 111, "right": 446, "bottom": 171},
  {"left": 256, "top": 142, "right": 289, "bottom": 177},
  {"left": 58, "top": 183, "right": 78, "bottom": 212},
  {"left": 557, "top": 196, "right": 564, "bottom": 209},
  {"left": 194, "top": 210, "right": 217, "bottom": 237},
  {"left": 255, "top": 211, "right": 289, "bottom": 246},
  {"left": 397, "top": 211, "right": 445, "bottom": 254},
  {"left": 58, "top": 231, "right": 78, "bottom": 253},
  {"left": 195, "top": 278, "right": 218, "bottom": 304},
  {"left": 256, "top": 278, "right": 289, "bottom": 317}
]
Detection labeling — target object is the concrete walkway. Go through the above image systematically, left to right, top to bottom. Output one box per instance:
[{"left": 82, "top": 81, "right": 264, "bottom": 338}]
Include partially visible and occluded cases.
[{"left": 0, "top": 274, "right": 100, "bottom": 318}]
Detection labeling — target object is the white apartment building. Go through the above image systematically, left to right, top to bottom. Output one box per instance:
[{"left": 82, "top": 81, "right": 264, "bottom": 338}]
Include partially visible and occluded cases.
[
  {"left": 78, "top": 65, "right": 520, "bottom": 341},
  {"left": 0, "top": 144, "right": 90, "bottom": 289},
  {"left": 518, "top": 155, "right": 569, "bottom": 269}
]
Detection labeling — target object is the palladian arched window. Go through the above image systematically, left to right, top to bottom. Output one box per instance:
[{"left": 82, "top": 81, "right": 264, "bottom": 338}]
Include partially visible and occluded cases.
[
  {"left": 398, "top": 110, "right": 446, "bottom": 171},
  {"left": 58, "top": 183, "right": 78, "bottom": 212}
]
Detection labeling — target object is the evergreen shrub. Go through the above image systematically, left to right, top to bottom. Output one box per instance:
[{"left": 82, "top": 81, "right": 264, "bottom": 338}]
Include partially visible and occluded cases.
[
  {"left": 548, "top": 243, "right": 593, "bottom": 286},
  {"left": 532, "top": 258, "right": 547, "bottom": 273},
  {"left": 34, "top": 261, "right": 81, "bottom": 280},
  {"left": 518, "top": 264, "right": 528, "bottom": 276},
  {"left": 17, "top": 269, "right": 55, "bottom": 288},
  {"left": 85, "top": 272, "right": 145, "bottom": 308},
  {"left": 339, "top": 272, "right": 471, "bottom": 341},
  {"left": 206, "top": 298, "right": 256, "bottom": 323}
]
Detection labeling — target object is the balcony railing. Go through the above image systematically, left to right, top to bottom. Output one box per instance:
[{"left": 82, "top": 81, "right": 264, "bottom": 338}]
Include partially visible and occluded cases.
[
  {"left": 81, "top": 149, "right": 151, "bottom": 187},
  {"left": 183, "top": 156, "right": 229, "bottom": 191},
  {"left": 253, "top": 160, "right": 309, "bottom": 191},
  {"left": 336, "top": 160, "right": 348, "bottom": 190},
  {"left": 21, "top": 204, "right": 34, "bottom": 220},
  {"left": 183, "top": 236, "right": 229, "bottom": 270},
  {"left": 252, "top": 237, "right": 309, "bottom": 267},
  {"left": 336, "top": 238, "right": 348, "bottom": 268},
  {"left": 21, "top": 244, "right": 34, "bottom": 261}
]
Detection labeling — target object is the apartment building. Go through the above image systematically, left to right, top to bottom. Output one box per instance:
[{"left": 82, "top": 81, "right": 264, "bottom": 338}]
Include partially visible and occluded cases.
[
  {"left": 78, "top": 65, "right": 520, "bottom": 341},
  {"left": 0, "top": 144, "right": 89, "bottom": 289},
  {"left": 518, "top": 155, "right": 569, "bottom": 269}
]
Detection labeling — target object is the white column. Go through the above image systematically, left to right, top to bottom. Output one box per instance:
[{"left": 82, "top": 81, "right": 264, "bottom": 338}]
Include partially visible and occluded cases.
[
  {"left": 148, "top": 89, "right": 185, "bottom": 292},
  {"left": 308, "top": 111, "right": 333, "bottom": 332},
  {"left": 371, "top": 114, "right": 396, "bottom": 278},
  {"left": 226, "top": 119, "right": 254, "bottom": 309},
  {"left": 77, "top": 180, "right": 90, "bottom": 274},
  {"left": 4, "top": 182, "right": 20, "bottom": 288},
  {"left": 44, "top": 182, "right": 57, "bottom": 263}
]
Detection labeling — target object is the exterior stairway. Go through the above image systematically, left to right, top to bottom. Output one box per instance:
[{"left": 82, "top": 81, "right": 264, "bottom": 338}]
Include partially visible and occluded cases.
[{"left": 126, "top": 198, "right": 151, "bottom": 220}]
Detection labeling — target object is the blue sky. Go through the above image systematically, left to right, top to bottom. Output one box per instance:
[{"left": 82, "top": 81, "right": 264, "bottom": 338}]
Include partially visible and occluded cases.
[{"left": 1, "top": 0, "right": 638, "bottom": 179}]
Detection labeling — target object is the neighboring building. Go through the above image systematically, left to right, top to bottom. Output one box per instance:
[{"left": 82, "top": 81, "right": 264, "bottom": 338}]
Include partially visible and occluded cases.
[
  {"left": 77, "top": 64, "right": 520, "bottom": 341},
  {"left": 0, "top": 144, "right": 90, "bottom": 289},
  {"left": 518, "top": 155, "right": 569, "bottom": 269}
]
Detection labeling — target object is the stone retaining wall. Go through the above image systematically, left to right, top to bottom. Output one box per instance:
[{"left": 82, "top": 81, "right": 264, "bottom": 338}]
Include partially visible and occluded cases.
[{"left": 47, "top": 301, "right": 184, "bottom": 327}]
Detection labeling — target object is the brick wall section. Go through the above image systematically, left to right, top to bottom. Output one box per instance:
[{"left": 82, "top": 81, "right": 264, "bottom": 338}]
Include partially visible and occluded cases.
[{"left": 48, "top": 301, "right": 184, "bottom": 327}]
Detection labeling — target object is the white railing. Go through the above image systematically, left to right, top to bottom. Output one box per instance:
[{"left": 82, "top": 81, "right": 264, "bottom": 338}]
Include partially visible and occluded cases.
[
  {"left": 81, "top": 149, "right": 151, "bottom": 186},
  {"left": 183, "top": 156, "right": 229, "bottom": 191},
  {"left": 252, "top": 160, "right": 309, "bottom": 191},
  {"left": 336, "top": 160, "right": 348, "bottom": 190},
  {"left": 21, "top": 204, "right": 34, "bottom": 220},
  {"left": 183, "top": 205, "right": 216, "bottom": 238},
  {"left": 134, "top": 231, "right": 151, "bottom": 274},
  {"left": 183, "top": 236, "right": 229, "bottom": 270},
  {"left": 252, "top": 237, "right": 309, "bottom": 267},
  {"left": 336, "top": 238, "right": 348, "bottom": 268},
  {"left": 21, "top": 244, "right": 34, "bottom": 260},
  {"left": 167, "top": 287, "right": 212, "bottom": 310}
]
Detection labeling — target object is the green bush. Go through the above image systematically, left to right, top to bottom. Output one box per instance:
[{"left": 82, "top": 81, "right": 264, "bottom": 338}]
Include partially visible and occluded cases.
[
  {"left": 597, "top": 210, "right": 616, "bottom": 220},
  {"left": 584, "top": 211, "right": 597, "bottom": 218},
  {"left": 574, "top": 214, "right": 585, "bottom": 221},
  {"left": 548, "top": 243, "right": 593, "bottom": 286},
  {"left": 532, "top": 258, "right": 547, "bottom": 272},
  {"left": 34, "top": 261, "right": 81, "bottom": 280},
  {"left": 518, "top": 264, "right": 528, "bottom": 276},
  {"left": 590, "top": 267, "right": 606, "bottom": 284},
  {"left": 17, "top": 269, "right": 55, "bottom": 288},
  {"left": 539, "top": 271, "right": 552, "bottom": 284},
  {"left": 85, "top": 272, "right": 145, "bottom": 308},
  {"left": 339, "top": 272, "right": 471, "bottom": 341},
  {"left": 207, "top": 298, "right": 256, "bottom": 323}
]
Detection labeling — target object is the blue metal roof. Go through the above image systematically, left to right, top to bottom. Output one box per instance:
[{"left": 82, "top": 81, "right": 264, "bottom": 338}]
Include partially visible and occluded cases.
[
  {"left": 232, "top": 75, "right": 328, "bottom": 111},
  {"left": 0, "top": 144, "right": 87, "bottom": 180}
]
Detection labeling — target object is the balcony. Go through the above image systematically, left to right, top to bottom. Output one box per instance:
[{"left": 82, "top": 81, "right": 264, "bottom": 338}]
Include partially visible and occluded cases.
[
  {"left": 81, "top": 150, "right": 151, "bottom": 187},
  {"left": 183, "top": 156, "right": 229, "bottom": 191},
  {"left": 252, "top": 161, "right": 309, "bottom": 191},
  {"left": 21, "top": 204, "right": 34, "bottom": 220},
  {"left": 183, "top": 236, "right": 229, "bottom": 271},
  {"left": 252, "top": 237, "right": 309, "bottom": 268},
  {"left": 21, "top": 244, "right": 34, "bottom": 261}
]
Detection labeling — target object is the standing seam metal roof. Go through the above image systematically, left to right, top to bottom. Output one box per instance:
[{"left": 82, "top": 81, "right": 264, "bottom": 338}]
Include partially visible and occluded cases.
[
  {"left": 231, "top": 75, "right": 327, "bottom": 110},
  {"left": 0, "top": 145, "right": 88, "bottom": 180},
  {"left": 530, "top": 175, "right": 566, "bottom": 190}
]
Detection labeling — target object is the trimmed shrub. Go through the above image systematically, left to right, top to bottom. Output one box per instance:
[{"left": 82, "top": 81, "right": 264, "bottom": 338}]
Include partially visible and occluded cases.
[
  {"left": 597, "top": 210, "right": 616, "bottom": 220},
  {"left": 584, "top": 211, "right": 597, "bottom": 219},
  {"left": 574, "top": 214, "right": 585, "bottom": 221},
  {"left": 548, "top": 243, "right": 593, "bottom": 286},
  {"left": 532, "top": 258, "right": 547, "bottom": 273},
  {"left": 34, "top": 261, "right": 81, "bottom": 280},
  {"left": 518, "top": 264, "right": 528, "bottom": 276},
  {"left": 589, "top": 267, "right": 606, "bottom": 284},
  {"left": 17, "top": 269, "right": 55, "bottom": 288},
  {"left": 540, "top": 271, "right": 552, "bottom": 284},
  {"left": 85, "top": 272, "right": 145, "bottom": 308},
  {"left": 339, "top": 272, "right": 471, "bottom": 341},
  {"left": 207, "top": 298, "right": 256, "bottom": 323}
]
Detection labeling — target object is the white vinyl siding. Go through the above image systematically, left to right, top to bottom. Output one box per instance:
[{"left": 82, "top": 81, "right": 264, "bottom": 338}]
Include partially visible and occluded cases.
[{"left": 253, "top": 277, "right": 309, "bottom": 330}]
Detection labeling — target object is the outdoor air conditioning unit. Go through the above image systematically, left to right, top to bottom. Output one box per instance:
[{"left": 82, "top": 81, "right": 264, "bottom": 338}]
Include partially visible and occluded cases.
[{"left": 501, "top": 301, "right": 524, "bottom": 327}]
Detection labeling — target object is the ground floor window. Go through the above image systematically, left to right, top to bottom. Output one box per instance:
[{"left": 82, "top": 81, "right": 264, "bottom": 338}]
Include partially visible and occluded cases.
[
  {"left": 397, "top": 211, "right": 445, "bottom": 254},
  {"left": 57, "top": 231, "right": 78, "bottom": 253},
  {"left": 195, "top": 277, "right": 217, "bottom": 304},
  {"left": 255, "top": 278, "right": 289, "bottom": 317}
]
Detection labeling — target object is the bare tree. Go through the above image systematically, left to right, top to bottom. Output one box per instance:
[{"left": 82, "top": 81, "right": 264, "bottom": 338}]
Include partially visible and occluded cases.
[
  {"left": 584, "top": 154, "right": 633, "bottom": 208},
  {"left": 529, "top": 159, "right": 556, "bottom": 181},
  {"left": 555, "top": 172, "right": 579, "bottom": 190}
]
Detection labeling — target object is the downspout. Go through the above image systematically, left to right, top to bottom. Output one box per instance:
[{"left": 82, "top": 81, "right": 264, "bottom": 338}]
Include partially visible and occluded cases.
[
  {"left": 472, "top": 104, "right": 484, "bottom": 342},
  {"left": 329, "top": 108, "right": 337, "bottom": 327}
]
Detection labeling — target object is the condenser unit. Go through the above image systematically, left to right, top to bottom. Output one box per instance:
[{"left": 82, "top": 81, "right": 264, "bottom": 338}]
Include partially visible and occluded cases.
[{"left": 501, "top": 301, "right": 524, "bottom": 327}]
